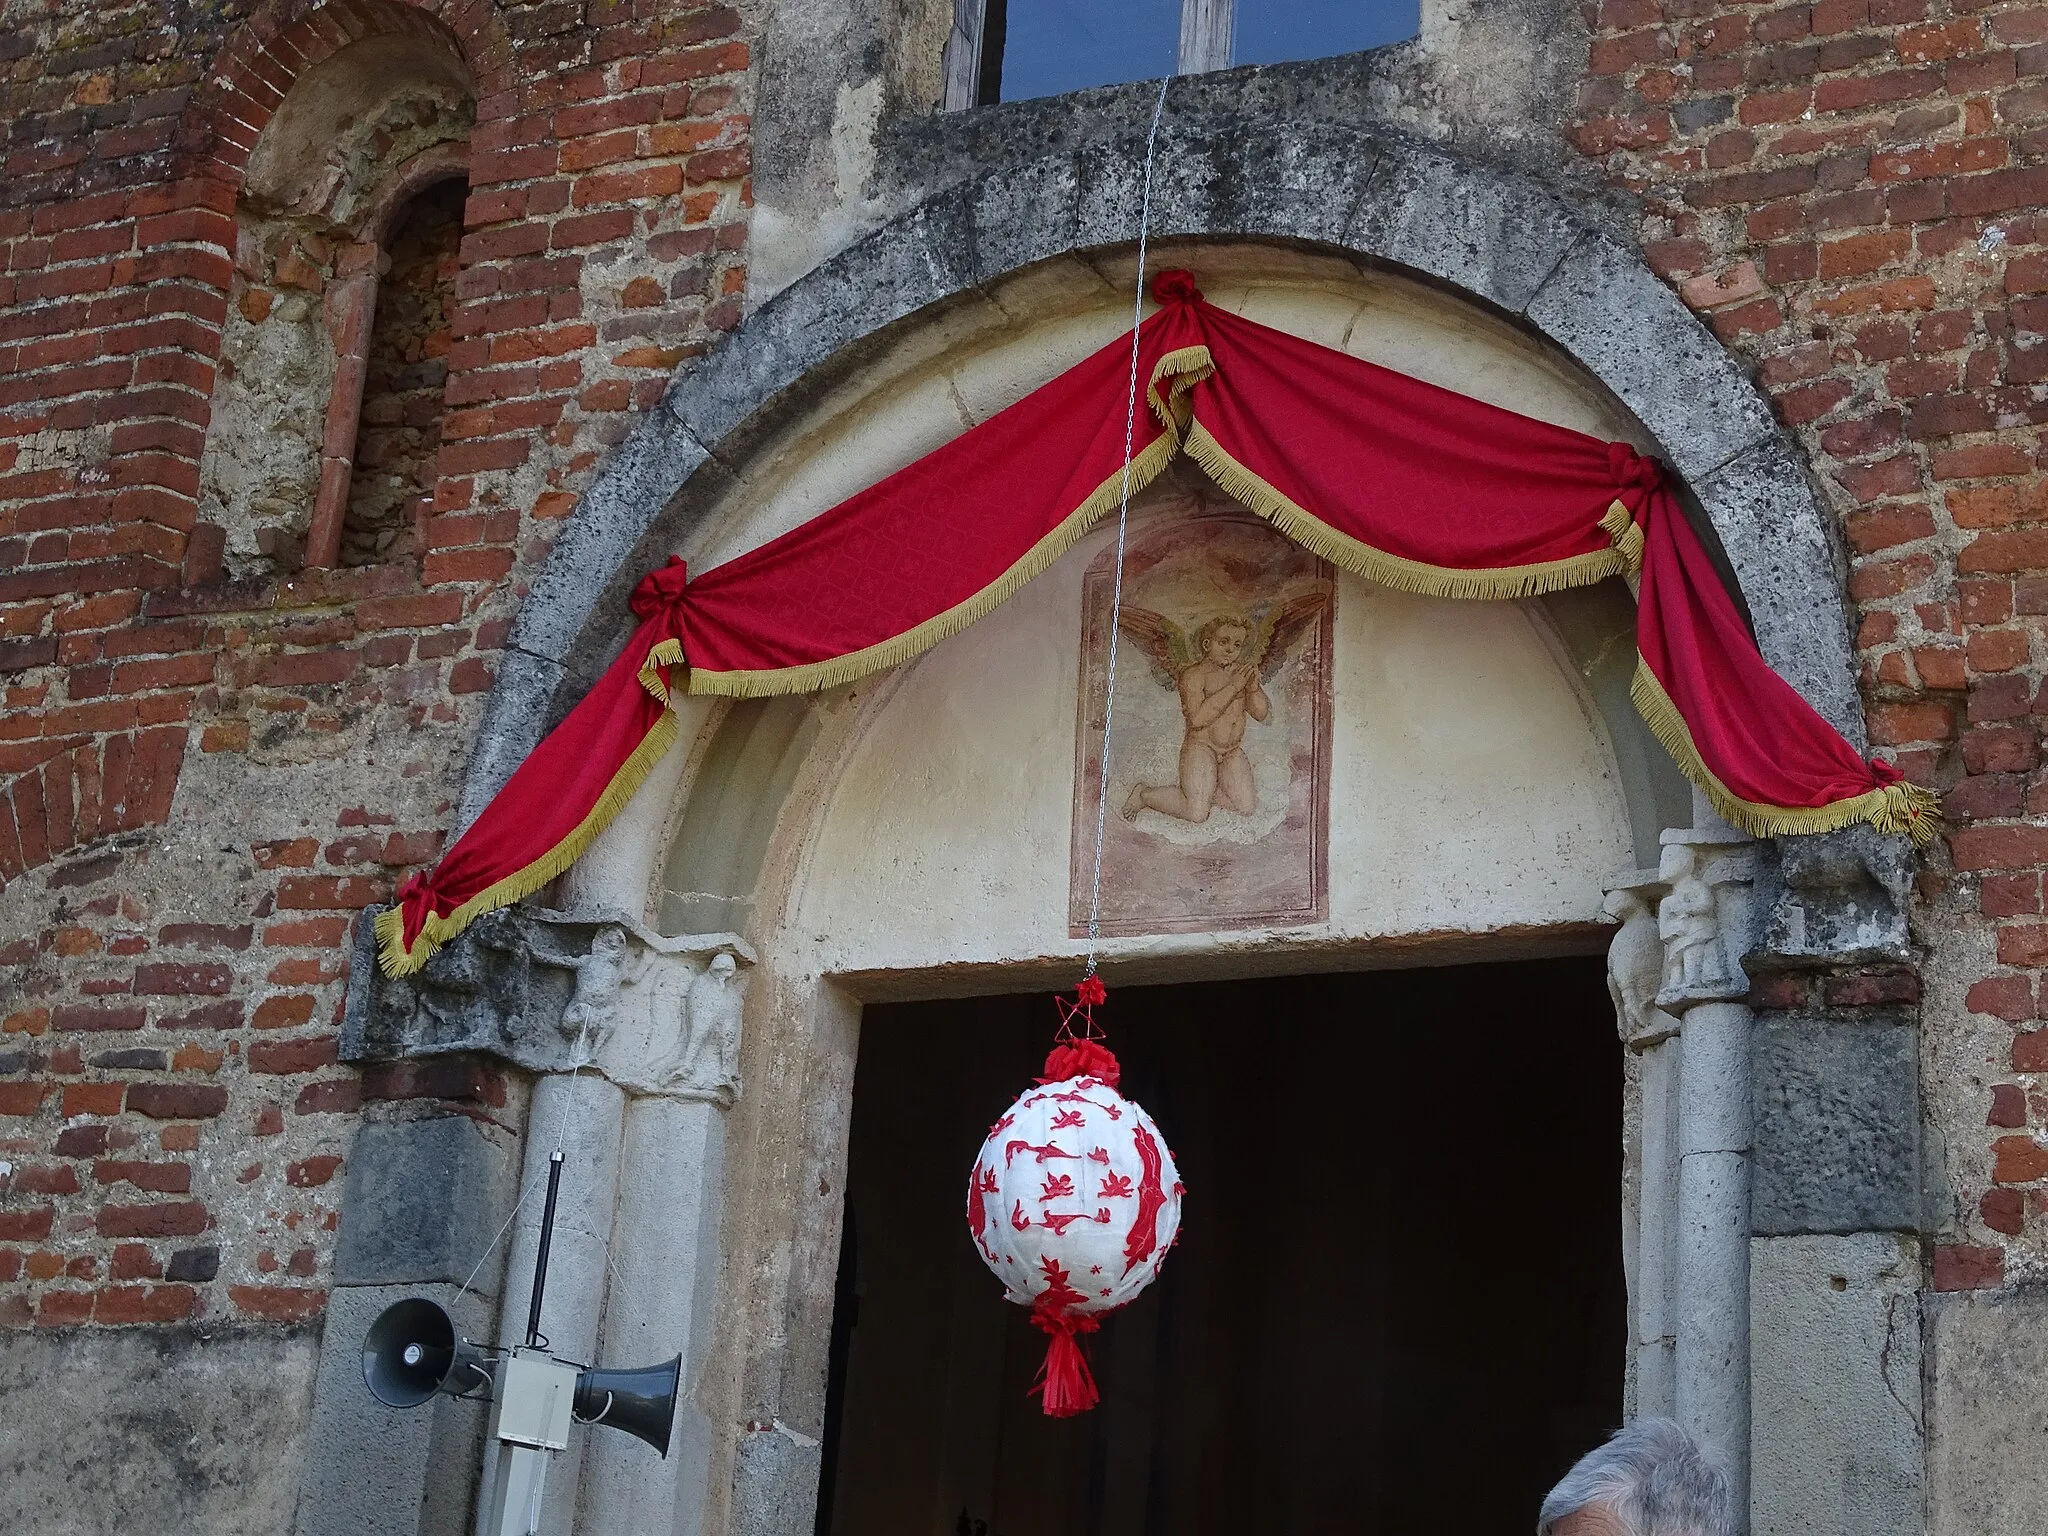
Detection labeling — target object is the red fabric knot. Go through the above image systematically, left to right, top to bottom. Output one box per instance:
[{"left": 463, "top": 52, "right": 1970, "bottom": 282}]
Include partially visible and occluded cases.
[
  {"left": 1151, "top": 269, "right": 1202, "bottom": 306},
  {"left": 1607, "top": 442, "right": 1666, "bottom": 496},
  {"left": 630, "top": 554, "right": 690, "bottom": 620},
  {"left": 1075, "top": 975, "right": 1107, "bottom": 1007},
  {"left": 1040, "top": 1037, "right": 1122, "bottom": 1088}
]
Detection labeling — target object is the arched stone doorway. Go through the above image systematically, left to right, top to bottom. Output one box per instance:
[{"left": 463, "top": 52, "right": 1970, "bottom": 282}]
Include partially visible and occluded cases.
[
  {"left": 334, "top": 124, "right": 1913, "bottom": 1536},
  {"left": 526, "top": 256, "right": 1735, "bottom": 1535}
]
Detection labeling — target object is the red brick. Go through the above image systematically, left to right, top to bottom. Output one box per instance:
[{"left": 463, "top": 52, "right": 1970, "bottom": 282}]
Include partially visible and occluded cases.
[
  {"left": 1952, "top": 825, "right": 2048, "bottom": 870},
  {"left": 1980, "top": 873, "right": 2043, "bottom": 918},
  {"left": 274, "top": 875, "right": 389, "bottom": 910},
  {"left": 264, "top": 917, "right": 354, "bottom": 948},
  {"left": 131, "top": 962, "right": 232, "bottom": 996},
  {"left": 251, "top": 993, "right": 319, "bottom": 1030},
  {"left": 51, "top": 1002, "right": 144, "bottom": 1033},
  {"left": 248, "top": 1035, "right": 338, "bottom": 1074},
  {"left": 294, "top": 1078, "right": 362, "bottom": 1115},
  {"left": 0, "top": 1081, "right": 49, "bottom": 1115},
  {"left": 125, "top": 1082, "right": 228, "bottom": 1119},
  {"left": 61, "top": 1083, "right": 125, "bottom": 1116},
  {"left": 1990, "top": 1084, "right": 2029, "bottom": 1128},
  {"left": 286, "top": 1154, "right": 344, "bottom": 1187},
  {"left": 94, "top": 1160, "right": 192, "bottom": 1193},
  {"left": 96, "top": 1201, "right": 208, "bottom": 1238},
  {"left": 0, "top": 1206, "right": 54, "bottom": 1241},
  {"left": 1932, "top": 1244, "right": 2005, "bottom": 1290},
  {"left": 92, "top": 1284, "right": 197, "bottom": 1323},
  {"left": 228, "top": 1284, "right": 327, "bottom": 1321},
  {"left": 37, "top": 1290, "right": 94, "bottom": 1325}
]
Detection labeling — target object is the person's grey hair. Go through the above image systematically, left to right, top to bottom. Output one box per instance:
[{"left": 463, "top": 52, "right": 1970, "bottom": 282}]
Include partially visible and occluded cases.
[{"left": 1536, "top": 1418, "right": 1733, "bottom": 1536}]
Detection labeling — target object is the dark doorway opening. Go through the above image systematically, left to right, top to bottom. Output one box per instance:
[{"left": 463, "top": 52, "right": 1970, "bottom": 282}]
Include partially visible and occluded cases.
[{"left": 817, "top": 958, "right": 1624, "bottom": 1536}]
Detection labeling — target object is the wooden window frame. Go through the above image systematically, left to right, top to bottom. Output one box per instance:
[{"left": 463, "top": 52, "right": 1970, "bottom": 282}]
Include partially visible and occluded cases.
[{"left": 942, "top": 0, "right": 1233, "bottom": 111}]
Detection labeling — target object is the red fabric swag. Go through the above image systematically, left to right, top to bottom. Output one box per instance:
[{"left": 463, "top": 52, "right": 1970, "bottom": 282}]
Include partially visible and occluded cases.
[
  {"left": 377, "top": 271, "right": 1936, "bottom": 977},
  {"left": 375, "top": 557, "right": 691, "bottom": 975}
]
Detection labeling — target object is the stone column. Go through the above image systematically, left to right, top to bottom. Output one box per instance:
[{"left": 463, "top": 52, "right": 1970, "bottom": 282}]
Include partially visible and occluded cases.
[
  {"left": 1608, "top": 815, "right": 1757, "bottom": 1525},
  {"left": 1660, "top": 824, "right": 1757, "bottom": 1525},
  {"left": 1604, "top": 875, "right": 1680, "bottom": 1418},
  {"left": 338, "top": 907, "right": 753, "bottom": 1536},
  {"left": 578, "top": 953, "right": 745, "bottom": 1536},
  {"left": 479, "top": 1070, "right": 627, "bottom": 1536},
  {"left": 577, "top": 1097, "right": 728, "bottom": 1536}
]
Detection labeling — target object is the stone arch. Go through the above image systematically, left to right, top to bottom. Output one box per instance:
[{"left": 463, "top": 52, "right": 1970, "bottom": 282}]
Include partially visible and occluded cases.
[
  {"left": 175, "top": 0, "right": 493, "bottom": 193},
  {"left": 188, "top": 0, "right": 483, "bottom": 575},
  {"left": 473, "top": 117, "right": 1863, "bottom": 828}
]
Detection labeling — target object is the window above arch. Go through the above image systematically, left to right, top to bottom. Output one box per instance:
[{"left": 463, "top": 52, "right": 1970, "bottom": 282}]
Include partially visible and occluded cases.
[{"left": 942, "top": 0, "right": 1421, "bottom": 107}]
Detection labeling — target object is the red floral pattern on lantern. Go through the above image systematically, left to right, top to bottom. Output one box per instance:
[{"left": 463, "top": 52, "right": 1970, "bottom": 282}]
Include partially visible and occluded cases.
[{"left": 965, "top": 1007, "right": 1183, "bottom": 1418}]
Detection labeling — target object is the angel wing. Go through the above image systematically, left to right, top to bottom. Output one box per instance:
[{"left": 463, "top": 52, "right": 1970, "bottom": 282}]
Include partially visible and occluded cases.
[
  {"left": 1246, "top": 584, "right": 1332, "bottom": 680},
  {"left": 1116, "top": 606, "right": 1199, "bottom": 689}
]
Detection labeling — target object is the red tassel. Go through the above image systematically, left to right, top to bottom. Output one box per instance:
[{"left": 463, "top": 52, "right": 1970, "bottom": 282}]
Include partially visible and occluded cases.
[{"left": 1029, "top": 1305, "right": 1101, "bottom": 1418}]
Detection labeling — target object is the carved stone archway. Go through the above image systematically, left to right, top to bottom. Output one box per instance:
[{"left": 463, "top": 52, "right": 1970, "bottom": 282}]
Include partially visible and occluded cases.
[
  {"left": 326, "top": 113, "right": 1921, "bottom": 1536},
  {"left": 466, "top": 118, "right": 1864, "bottom": 824}
]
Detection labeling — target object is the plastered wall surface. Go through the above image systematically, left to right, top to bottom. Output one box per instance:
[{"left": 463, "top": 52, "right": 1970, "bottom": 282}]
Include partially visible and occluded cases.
[{"left": 787, "top": 538, "right": 1633, "bottom": 975}]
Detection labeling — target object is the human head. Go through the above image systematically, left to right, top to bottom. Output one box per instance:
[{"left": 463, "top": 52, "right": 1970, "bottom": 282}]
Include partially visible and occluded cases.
[
  {"left": 1198, "top": 616, "right": 1249, "bottom": 663},
  {"left": 1537, "top": 1419, "right": 1732, "bottom": 1536}
]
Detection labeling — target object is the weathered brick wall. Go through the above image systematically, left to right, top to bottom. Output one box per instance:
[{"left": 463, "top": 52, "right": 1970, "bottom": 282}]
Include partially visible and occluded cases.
[
  {"left": 0, "top": 0, "right": 749, "bottom": 1327},
  {"left": 5, "top": 0, "right": 2036, "bottom": 1341},
  {"left": 1570, "top": 0, "right": 2045, "bottom": 1287}
]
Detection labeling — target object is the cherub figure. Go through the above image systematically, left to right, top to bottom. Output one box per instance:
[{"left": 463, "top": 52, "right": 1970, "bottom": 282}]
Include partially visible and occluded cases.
[{"left": 1118, "top": 587, "right": 1327, "bottom": 824}]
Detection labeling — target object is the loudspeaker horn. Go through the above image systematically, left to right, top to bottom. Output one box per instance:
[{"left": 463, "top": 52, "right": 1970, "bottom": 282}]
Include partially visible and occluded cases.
[
  {"left": 362, "top": 1297, "right": 495, "bottom": 1408},
  {"left": 573, "top": 1355, "right": 682, "bottom": 1456}
]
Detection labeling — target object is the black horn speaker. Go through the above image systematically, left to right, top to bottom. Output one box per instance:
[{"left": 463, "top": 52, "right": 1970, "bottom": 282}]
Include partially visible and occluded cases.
[
  {"left": 362, "top": 1297, "right": 494, "bottom": 1408},
  {"left": 573, "top": 1355, "right": 682, "bottom": 1456}
]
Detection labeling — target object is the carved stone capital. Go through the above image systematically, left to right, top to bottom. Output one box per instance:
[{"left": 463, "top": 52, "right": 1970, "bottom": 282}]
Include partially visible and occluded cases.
[
  {"left": 1653, "top": 826, "right": 1758, "bottom": 1011},
  {"left": 1604, "top": 827, "right": 1760, "bottom": 1033},
  {"left": 343, "top": 905, "right": 754, "bottom": 1103}
]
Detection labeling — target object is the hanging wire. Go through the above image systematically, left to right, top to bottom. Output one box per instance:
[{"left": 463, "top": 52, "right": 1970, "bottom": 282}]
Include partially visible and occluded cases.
[
  {"left": 1082, "top": 74, "right": 1173, "bottom": 981},
  {"left": 454, "top": 1004, "right": 599, "bottom": 1305}
]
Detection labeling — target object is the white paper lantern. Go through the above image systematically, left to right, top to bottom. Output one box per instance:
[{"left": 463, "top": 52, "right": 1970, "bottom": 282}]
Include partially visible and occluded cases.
[{"left": 966, "top": 1023, "right": 1183, "bottom": 1416}]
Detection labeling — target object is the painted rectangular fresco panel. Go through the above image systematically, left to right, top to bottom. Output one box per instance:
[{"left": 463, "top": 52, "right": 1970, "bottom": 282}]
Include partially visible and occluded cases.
[{"left": 1070, "top": 492, "right": 1333, "bottom": 936}]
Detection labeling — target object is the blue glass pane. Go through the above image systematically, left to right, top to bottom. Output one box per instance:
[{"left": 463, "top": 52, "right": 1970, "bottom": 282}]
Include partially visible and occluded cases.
[
  {"left": 996, "top": 0, "right": 1182, "bottom": 102},
  {"left": 1232, "top": 0, "right": 1421, "bottom": 65}
]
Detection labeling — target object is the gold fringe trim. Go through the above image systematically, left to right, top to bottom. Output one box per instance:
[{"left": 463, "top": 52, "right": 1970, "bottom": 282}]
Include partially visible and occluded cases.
[
  {"left": 1148, "top": 345, "right": 1213, "bottom": 433},
  {"left": 1182, "top": 418, "right": 1628, "bottom": 600},
  {"left": 688, "top": 423, "right": 1192, "bottom": 698},
  {"left": 1601, "top": 499, "right": 1645, "bottom": 576},
  {"left": 375, "top": 649, "right": 687, "bottom": 977},
  {"left": 1630, "top": 661, "right": 1941, "bottom": 845}
]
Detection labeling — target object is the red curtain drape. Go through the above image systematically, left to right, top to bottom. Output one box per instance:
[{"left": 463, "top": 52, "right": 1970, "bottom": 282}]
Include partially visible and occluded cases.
[{"left": 377, "top": 270, "right": 1936, "bottom": 975}]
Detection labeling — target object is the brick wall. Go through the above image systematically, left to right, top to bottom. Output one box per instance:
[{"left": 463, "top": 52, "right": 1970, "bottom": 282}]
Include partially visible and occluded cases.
[
  {"left": 0, "top": 0, "right": 750, "bottom": 1328},
  {"left": 7, "top": 0, "right": 2040, "bottom": 1334},
  {"left": 1571, "top": 0, "right": 2046, "bottom": 1285}
]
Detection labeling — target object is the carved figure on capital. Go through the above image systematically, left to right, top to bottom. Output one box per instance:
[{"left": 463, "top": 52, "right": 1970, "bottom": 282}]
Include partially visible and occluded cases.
[
  {"left": 1602, "top": 829, "right": 1758, "bottom": 1028},
  {"left": 1657, "top": 843, "right": 1729, "bottom": 996},
  {"left": 1602, "top": 883, "right": 1678, "bottom": 1047},
  {"left": 560, "top": 923, "right": 632, "bottom": 1055},
  {"left": 655, "top": 951, "right": 744, "bottom": 1105}
]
